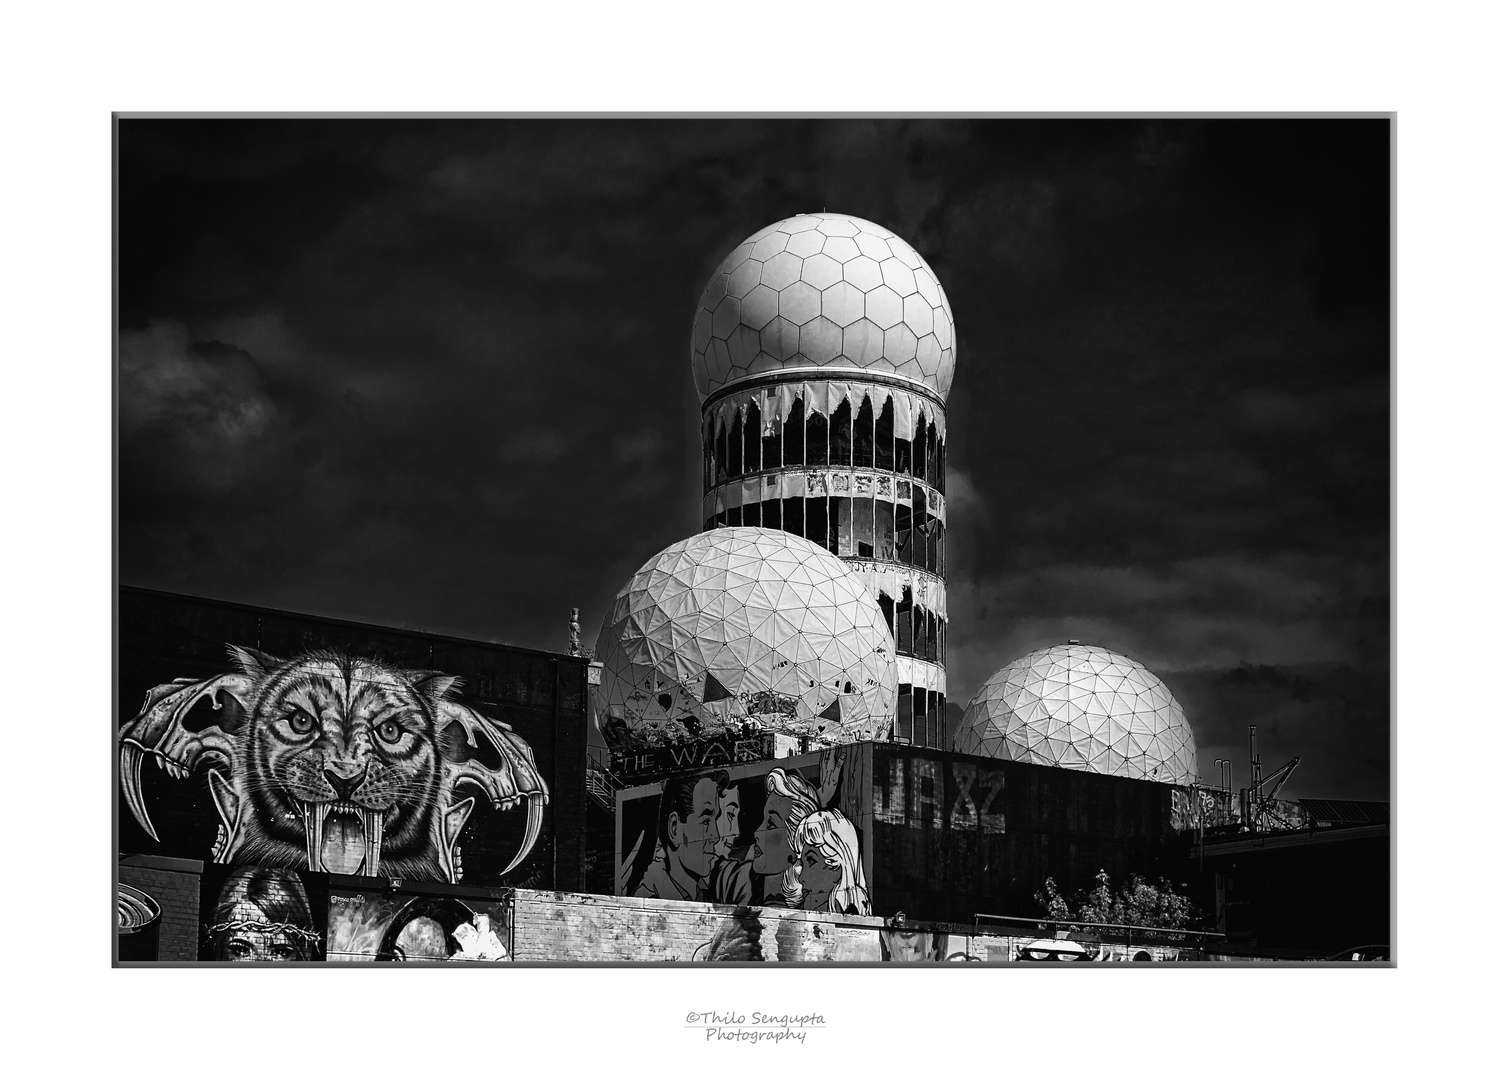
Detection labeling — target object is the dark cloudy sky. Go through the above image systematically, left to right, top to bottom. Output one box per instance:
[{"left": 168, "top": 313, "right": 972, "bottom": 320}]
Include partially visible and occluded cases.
[{"left": 117, "top": 118, "right": 1390, "bottom": 801}]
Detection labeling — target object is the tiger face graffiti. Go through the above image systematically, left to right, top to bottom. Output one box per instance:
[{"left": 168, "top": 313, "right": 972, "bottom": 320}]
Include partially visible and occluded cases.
[
  {"left": 119, "top": 646, "right": 549, "bottom": 882},
  {"left": 241, "top": 650, "right": 452, "bottom": 876}
]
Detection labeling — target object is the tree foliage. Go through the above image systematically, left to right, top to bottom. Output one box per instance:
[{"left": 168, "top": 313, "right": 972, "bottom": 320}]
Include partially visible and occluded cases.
[{"left": 1033, "top": 870, "right": 1193, "bottom": 930}]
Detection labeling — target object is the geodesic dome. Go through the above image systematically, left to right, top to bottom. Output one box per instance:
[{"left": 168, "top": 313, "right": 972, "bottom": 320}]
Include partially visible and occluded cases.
[
  {"left": 691, "top": 213, "right": 955, "bottom": 403},
  {"left": 593, "top": 527, "right": 898, "bottom": 747},
  {"left": 956, "top": 644, "right": 1196, "bottom": 784}
]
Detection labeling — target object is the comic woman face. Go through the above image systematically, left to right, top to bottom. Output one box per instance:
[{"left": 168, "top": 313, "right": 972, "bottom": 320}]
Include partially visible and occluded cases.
[
  {"left": 753, "top": 791, "right": 796, "bottom": 876},
  {"left": 795, "top": 841, "right": 841, "bottom": 911}
]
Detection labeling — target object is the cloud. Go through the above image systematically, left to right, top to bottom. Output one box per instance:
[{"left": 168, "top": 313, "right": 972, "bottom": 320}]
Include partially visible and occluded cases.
[
  {"left": 119, "top": 319, "right": 296, "bottom": 498},
  {"left": 1162, "top": 662, "right": 1389, "bottom": 800}
]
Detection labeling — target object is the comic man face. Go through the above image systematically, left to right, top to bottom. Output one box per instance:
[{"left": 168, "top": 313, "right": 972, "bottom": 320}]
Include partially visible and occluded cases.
[
  {"left": 671, "top": 776, "right": 721, "bottom": 877},
  {"left": 715, "top": 784, "right": 741, "bottom": 858}
]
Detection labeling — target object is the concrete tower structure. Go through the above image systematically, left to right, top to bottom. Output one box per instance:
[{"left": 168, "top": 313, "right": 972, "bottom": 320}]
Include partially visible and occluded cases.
[{"left": 691, "top": 213, "right": 955, "bottom": 747}]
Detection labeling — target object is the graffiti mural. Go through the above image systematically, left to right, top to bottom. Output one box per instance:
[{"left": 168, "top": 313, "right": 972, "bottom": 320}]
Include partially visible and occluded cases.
[
  {"left": 119, "top": 646, "right": 549, "bottom": 883},
  {"left": 617, "top": 747, "right": 870, "bottom": 915},
  {"left": 200, "top": 865, "right": 326, "bottom": 962},
  {"left": 328, "top": 891, "right": 510, "bottom": 961},
  {"left": 695, "top": 906, "right": 882, "bottom": 961}
]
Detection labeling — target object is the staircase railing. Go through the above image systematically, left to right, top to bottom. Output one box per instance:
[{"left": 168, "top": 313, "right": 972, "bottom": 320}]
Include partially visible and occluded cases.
[{"left": 585, "top": 745, "right": 624, "bottom": 814}]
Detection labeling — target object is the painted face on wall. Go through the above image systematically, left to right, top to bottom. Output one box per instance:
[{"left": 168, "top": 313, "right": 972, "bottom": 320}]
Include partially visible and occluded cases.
[
  {"left": 673, "top": 776, "right": 721, "bottom": 878},
  {"left": 715, "top": 785, "right": 741, "bottom": 858},
  {"left": 754, "top": 790, "right": 796, "bottom": 876},
  {"left": 795, "top": 842, "right": 842, "bottom": 912},
  {"left": 205, "top": 866, "right": 318, "bottom": 962},
  {"left": 218, "top": 897, "right": 304, "bottom": 961}
]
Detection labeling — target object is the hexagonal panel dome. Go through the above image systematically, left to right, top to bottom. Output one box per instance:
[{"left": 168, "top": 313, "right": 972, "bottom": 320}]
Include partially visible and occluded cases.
[
  {"left": 691, "top": 213, "right": 956, "bottom": 403},
  {"left": 593, "top": 527, "right": 898, "bottom": 749},
  {"left": 956, "top": 644, "right": 1197, "bottom": 784}
]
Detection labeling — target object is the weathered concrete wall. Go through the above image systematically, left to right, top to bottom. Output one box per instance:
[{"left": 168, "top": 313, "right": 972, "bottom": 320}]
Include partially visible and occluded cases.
[
  {"left": 510, "top": 890, "right": 1188, "bottom": 962},
  {"left": 514, "top": 890, "right": 887, "bottom": 961}
]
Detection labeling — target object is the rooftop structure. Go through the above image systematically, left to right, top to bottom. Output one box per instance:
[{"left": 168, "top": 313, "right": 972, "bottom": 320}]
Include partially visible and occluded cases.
[
  {"left": 691, "top": 213, "right": 955, "bottom": 747},
  {"left": 591, "top": 527, "right": 898, "bottom": 748},
  {"left": 956, "top": 643, "right": 1198, "bottom": 784}
]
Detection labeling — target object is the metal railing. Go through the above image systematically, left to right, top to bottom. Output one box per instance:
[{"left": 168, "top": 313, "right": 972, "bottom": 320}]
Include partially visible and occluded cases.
[
  {"left": 585, "top": 745, "right": 623, "bottom": 814},
  {"left": 972, "top": 911, "right": 1225, "bottom": 951}
]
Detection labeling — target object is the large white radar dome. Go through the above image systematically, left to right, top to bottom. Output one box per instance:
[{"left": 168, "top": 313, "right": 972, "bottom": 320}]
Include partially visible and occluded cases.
[
  {"left": 691, "top": 213, "right": 956, "bottom": 403},
  {"left": 593, "top": 527, "right": 898, "bottom": 748},
  {"left": 956, "top": 644, "right": 1197, "bottom": 784}
]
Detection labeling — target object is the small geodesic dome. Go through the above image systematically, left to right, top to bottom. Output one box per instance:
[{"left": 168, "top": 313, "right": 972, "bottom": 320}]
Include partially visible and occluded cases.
[
  {"left": 690, "top": 213, "right": 956, "bottom": 402},
  {"left": 593, "top": 527, "right": 897, "bottom": 747},
  {"left": 956, "top": 644, "right": 1197, "bottom": 784}
]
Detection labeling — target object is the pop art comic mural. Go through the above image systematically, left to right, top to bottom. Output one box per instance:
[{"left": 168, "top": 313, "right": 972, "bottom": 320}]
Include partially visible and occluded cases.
[
  {"left": 118, "top": 589, "right": 585, "bottom": 889},
  {"left": 121, "top": 646, "right": 548, "bottom": 882},
  {"left": 616, "top": 747, "right": 871, "bottom": 915},
  {"left": 199, "top": 865, "right": 328, "bottom": 961},
  {"left": 328, "top": 890, "right": 510, "bottom": 961}
]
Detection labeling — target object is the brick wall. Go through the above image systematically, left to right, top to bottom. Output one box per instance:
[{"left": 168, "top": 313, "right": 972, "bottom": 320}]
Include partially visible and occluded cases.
[{"left": 119, "top": 855, "right": 204, "bottom": 962}]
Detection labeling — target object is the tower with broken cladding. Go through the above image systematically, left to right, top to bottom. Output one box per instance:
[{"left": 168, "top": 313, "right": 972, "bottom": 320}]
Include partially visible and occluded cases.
[{"left": 690, "top": 213, "right": 956, "bottom": 748}]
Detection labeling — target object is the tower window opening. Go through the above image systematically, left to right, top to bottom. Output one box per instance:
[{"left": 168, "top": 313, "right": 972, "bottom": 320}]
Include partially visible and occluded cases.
[
  {"left": 855, "top": 394, "right": 874, "bottom": 470},
  {"left": 783, "top": 396, "right": 805, "bottom": 467},
  {"left": 876, "top": 396, "right": 895, "bottom": 472},
  {"left": 829, "top": 397, "right": 851, "bottom": 468},
  {"left": 743, "top": 403, "right": 761, "bottom": 475},
  {"left": 728, "top": 409, "right": 743, "bottom": 476},
  {"left": 805, "top": 409, "right": 827, "bottom": 467},
  {"left": 913, "top": 414, "right": 928, "bottom": 481},
  {"left": 705, "top": 417, "right": 716, "bottom": 490},
  {"left": 715, "top": 418, "right": 729, "bottom": 483},
  {"left": 762, "top": 421, "right": 781, "bottom": 474},
  {"left": 925, "top": 421, "right": 938, "bottom": 489},
  {"left": 937, "top": 438, "right": 946, "bottom": 494},
  {"left": 912, "top": 485, "right": 928, "bottom": 569},
  {"left": 782, "top": 495, "right": 804, "bottom": 538},
  {"left": 804, "top": 495, "right": 827, "bottom": 549},
  {"left": 855, "top": 495, "right": 874, "bottom": 558},
  {"left": 833, "top": 496, "right": 853, "bottom": 557},
  {"left": 761, "top": 497, "right": 780, "bottom": 531},
  {"left": 877, "top": 498, "right": 895, "bottom": 560},
  {"left": 896, "top": 499, "right": 913, "bottom": 568},
  {"left": 897, "top": 586, "right": 913, "bottom": 656},
  {"left": 878, "top": 590, "right": 894, "bottom": 640},
  {"left": 896, "top": 683, "right": 913, "bottom": 743},
  {"left": 914, "top": 686, "right": 928, "bottom": 747}
]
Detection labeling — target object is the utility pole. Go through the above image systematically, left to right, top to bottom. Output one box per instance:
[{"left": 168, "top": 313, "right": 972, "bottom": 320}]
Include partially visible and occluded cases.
[{"left": 1247, "top": 725, "right": 1261, "bottom": 829}]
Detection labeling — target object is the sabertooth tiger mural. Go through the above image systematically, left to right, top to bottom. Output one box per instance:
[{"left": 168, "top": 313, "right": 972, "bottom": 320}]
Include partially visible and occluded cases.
[{"left": 118, "top": 646, "right": 549, "bottom": 882}]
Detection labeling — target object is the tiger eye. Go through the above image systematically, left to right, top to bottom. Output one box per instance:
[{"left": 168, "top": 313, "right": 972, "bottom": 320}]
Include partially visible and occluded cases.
[
  {"left": 286, "top": 709, "right": 315, "bottom": 734},
  {"left": 377, "top": 720, "right": 404, "bottom": 744}
]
